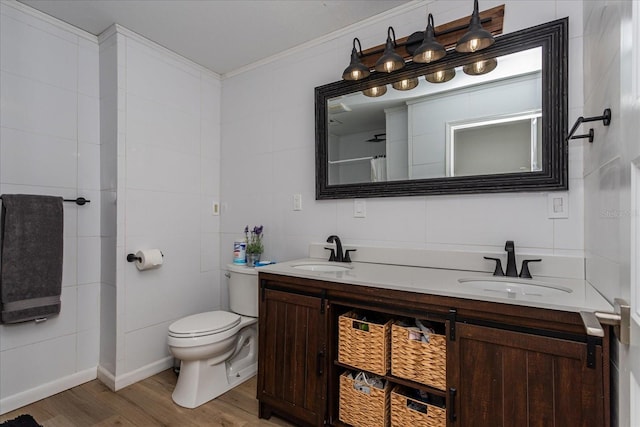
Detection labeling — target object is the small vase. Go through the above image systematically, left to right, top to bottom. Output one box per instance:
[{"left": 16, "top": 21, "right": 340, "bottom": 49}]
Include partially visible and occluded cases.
[{"left": 246, "top": 253, "right": 261, "bottom": 267}]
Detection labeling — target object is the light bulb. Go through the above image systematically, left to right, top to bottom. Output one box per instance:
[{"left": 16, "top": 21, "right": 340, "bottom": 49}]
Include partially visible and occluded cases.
[{"left": 469, "top": 38, "right": 480, "bottom": 52}]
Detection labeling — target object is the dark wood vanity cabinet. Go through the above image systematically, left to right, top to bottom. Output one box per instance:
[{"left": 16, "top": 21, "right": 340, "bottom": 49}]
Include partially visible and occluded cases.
[
  {"left": 256, "top": 272, "right": 609, "bottom": 427},
  {"left": 257, "top": 285, "right": 328, "bottom": 427},
  {"left": 449, "top": 323, "right": 606, "bottom": 427}
]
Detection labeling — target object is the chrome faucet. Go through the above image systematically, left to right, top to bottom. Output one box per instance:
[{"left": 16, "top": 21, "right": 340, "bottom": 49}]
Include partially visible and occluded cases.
[{"left": 325, "top": 235, "right": 356, "bottom": 262}]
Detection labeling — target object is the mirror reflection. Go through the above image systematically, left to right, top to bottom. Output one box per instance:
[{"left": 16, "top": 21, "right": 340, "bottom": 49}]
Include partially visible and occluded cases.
[{"left": 327, "top": 47, "right": 542, "bottom": 185}]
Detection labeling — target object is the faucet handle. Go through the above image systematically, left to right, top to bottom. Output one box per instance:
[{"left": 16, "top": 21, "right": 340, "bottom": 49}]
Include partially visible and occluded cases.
[
  {"left": 324, "top": 247, "right": 336, "bottom": 262},
  {"left": 344, "top": 249, "right": 357, "bottom": 263},
  {"left": 484, "top": 257, "right": 505, "bottom": 276},
  {"left": 519, "top": 259, "right": 542, "bottom": 279}
]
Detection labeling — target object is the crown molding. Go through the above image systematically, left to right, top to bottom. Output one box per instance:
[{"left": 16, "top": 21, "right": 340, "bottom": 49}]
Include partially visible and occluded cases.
[
  {"left": 1, "top": 0, "right": 97, "bottom": 42},
  {"left": 223, "top": 0, "right": 427, "bottom": 79},
  {"left": 98, "top": 23, "right": 221, "bottom": 80}
]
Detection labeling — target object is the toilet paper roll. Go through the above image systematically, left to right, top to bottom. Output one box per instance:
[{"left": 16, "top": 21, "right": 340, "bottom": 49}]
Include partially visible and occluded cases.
[{"left": 135, "top": 249, "right": 163, "bottom": 271}]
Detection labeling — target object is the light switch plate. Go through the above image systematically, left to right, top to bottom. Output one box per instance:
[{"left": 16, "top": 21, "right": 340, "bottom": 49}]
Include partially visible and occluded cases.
[
  {"left": 547, "top": 192, "right": 569, "bottom": 218},
  {"left": 293, "top": 194, "right": 302, "bottom": 211},
  {"left": 354, "top": 199, "right": 366, "bottom": 218},
  {"left": 212, "top": 201, "right": 220, "bottom": 216}
]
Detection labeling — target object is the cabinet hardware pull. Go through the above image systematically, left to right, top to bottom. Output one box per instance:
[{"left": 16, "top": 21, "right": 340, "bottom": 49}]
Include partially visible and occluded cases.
[
  {"left": 320, "top": 290, "right": 327, "bottom": 314},
  {"left": 448, "top": 308, "right": 457, "bottom": 341},
  {"left": 317, "top": 350, "right": 325, "bottom": 376},
  {"left": 449, "top": 387, "right": 457, "bottom": 422}
]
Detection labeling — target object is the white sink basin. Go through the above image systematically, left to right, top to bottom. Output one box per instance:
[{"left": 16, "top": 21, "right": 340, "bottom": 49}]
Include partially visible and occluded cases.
[
  {"left": 291, "top": 262, "right": 352, "bottom": 272},
  {"left": 458, "top": 277, "right": 572, "bottom": 297}
]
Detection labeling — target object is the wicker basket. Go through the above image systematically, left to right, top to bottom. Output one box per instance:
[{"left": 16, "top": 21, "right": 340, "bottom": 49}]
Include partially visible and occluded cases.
[
  {"left": 338, "top": 311, "right": 391, "bottom": 375},
  {"left": 391, "top": 322, "right": 446, "bottom": 389},
  {"left": 339, "top": 371, "right": 390, "bottom": 427},
  {"left": 390, "top": 386, "right": 446, "bottom": 427}
]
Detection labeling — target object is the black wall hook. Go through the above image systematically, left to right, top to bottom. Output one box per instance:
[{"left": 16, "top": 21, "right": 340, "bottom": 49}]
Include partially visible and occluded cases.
[{"left": 567, "top": 108, "right": 612, "bottom": 143}]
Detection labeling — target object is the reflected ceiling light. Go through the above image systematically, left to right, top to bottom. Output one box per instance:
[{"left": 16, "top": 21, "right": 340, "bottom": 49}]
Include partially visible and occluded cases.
[
  {"left": 455, "top": 0, "right": 495, "bottom": 53},
  {"left": 413, "top": 13, "right": 446, "bottom": 63},
  {"left": 374, "top": 27, "right": 405, "bottom": 73},
  {"left": 342, "top": 38, "right": 370, "bottom": 81},
  {"left": 463, "top": 57, "right": 498, "bottom": 75},
  {"left": 425, "top": 68, "right": 456, "bottom": 83},
  {"left": 392, "top": 77, "right": 419, "bottom": 91},
  {"left": 362, "top": 85, "right": 388, "bottom": 97}
]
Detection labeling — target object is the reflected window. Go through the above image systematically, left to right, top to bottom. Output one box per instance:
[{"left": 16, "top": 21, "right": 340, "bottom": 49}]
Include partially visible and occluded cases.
[{"left": 446, "top": 112, "right": 542, "bottom": 177}]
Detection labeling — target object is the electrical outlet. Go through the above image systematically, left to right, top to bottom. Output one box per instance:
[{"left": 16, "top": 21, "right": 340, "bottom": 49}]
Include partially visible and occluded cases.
[
  {"left": 547, "top": 193, "right": 569, "bottom": 218},
  {"left": 293, "top": 194, "right": 302, "bottom": 211},
  {"left": 354, "top": 199, "right": 366, "bottom": 218}
]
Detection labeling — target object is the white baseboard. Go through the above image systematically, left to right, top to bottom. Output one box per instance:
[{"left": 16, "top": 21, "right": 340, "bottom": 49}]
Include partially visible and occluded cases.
[
  {"left": 99, "top": 356, "right": 174, "bottom": 391},
  {"left": 96, "top": 365, "right": 116, "bottom": 391},
  {"left": 0, "top": 367, "right": 97, "bottom": 415}
]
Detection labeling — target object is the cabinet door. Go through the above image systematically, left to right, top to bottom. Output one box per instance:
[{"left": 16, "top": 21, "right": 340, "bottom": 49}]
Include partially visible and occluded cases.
[
  {"left": 257, "top": 288, "right": 327, "bottom": 427},
  {"left": 449, "top": 323, "right": 604, "bottom": 427}
]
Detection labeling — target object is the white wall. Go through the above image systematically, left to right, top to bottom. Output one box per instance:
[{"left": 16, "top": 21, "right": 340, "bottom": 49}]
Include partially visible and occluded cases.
[
  {"left": 0, "top": 0, "right": 223, "bottom": 410},
  {"left": 220, "top": 0, "right": 586, "bottom": 267},
  {"left": 0, "top": 1, "right": 100, "bottom": 412},
  {"left": 582, "top": 1, "right": 639, "bottom": 426},
  {"left": 98, "top": 26, "right": 222, "bottom": 389}
]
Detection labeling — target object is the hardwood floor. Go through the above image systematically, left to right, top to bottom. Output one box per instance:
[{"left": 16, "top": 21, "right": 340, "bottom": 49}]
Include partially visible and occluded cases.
[{"left": 0, "top": 370, "right": 294, "bottom": 426}]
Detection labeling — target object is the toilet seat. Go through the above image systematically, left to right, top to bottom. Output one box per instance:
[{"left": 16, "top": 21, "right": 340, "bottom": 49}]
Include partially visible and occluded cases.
[{"left": 168, "top": 311, "right": 241, "bottom": 339}]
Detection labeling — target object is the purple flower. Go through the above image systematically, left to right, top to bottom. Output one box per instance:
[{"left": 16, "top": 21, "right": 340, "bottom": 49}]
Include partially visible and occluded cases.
[{"left": 245, "top": 224, "right": 264, "bottom": 254}]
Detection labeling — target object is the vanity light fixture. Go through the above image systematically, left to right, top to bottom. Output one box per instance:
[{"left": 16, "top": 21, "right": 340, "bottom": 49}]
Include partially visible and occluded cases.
[
  {"left": 456, "top": 0, "right": 495, "bottom": 53},
  {"left": 340, "top": 2, "right": 502, "bottom": 81},
  {"left": 412, "top": 13, "right": 446, "bottom": 63},
  {"left": 374, "top": 27, "right": 405, "bottom": 73},
  {"left": 342, "top": 38, "right": 370, "bottom": 81},
  {"left": 463, "top": 57, "right": 498, "bottom": 75},
  {"left": 424, "top": 68, "right": 456, "bottom": 84},
  {"left": 392, "top": 77, "right": 419, "bottom": 91},
  {"left": 362, "top": 85, "right": 387, "bottom": 97}
]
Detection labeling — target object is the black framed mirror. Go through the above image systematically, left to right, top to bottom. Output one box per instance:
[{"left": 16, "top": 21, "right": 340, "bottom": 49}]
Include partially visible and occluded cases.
[{"left": 315, "top": 18, "right": 568, "bottom": 199}]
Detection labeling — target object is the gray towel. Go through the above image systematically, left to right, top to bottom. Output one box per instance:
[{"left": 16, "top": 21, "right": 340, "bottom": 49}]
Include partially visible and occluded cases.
[{"left": 0, "top": 194, "right": 63, "bottom": 323}]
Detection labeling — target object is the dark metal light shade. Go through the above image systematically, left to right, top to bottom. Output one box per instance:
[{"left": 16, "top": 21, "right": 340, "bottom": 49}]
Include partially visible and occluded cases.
[
  {"left": 455, "top": 0, "right": 495, "bottom": 53},
  {"left": 413, "top": 14, "right": 446, "bottom": 64},
  {"left": 375, "top": 27, "right": 405, "bottom": 73},
  {"left": 342, "top": 38, "right": 370, "bottom": 81},
  {"left": 463, "top": 57, "right": 497, "bottom": 75},
  {"left": 425, "top": 68, "right": 456, "bottom": 83},
  {"left": 392, "top": 77, "right": 419, "bottom": 91},
  {"left": 362, "top": 85, "right": 387, "bottom": 97}
]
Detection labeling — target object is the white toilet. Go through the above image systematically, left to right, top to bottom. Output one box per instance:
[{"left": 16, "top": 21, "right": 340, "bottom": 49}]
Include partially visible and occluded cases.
[{"left": 167, "top": 264, "right": 259, "bottom": 408}]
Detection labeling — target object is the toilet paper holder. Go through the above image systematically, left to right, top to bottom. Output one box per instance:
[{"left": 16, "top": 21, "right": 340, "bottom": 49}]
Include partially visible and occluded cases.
[{"left": 127, "top": 251, "right": 164, "bottom": 262}]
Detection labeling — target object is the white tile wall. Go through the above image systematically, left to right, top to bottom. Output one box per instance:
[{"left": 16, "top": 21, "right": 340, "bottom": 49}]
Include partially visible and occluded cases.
[
  {"left": 0, "top": 1, "right": 100, "bottom": 412},
  {"left": 582, "top": 1, "right": 636, "bottom": 425},
  {"left": 99, "top": 30, "right": 223, "bottom": 384}
]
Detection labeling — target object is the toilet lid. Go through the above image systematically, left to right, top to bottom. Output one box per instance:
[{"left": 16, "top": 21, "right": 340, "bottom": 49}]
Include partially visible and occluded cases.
[{"left": 168, "top": 311, "right": 241, "bottom": 337}]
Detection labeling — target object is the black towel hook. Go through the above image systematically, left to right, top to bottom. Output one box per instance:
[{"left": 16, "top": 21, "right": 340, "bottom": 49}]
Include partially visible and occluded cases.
[{"left": 566, "top": 108, "right": 612, "bottom": 143}]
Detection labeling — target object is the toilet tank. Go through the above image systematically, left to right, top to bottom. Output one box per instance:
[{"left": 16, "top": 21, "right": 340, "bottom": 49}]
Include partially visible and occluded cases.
[{"left": 226, "top": 264, "right": 259, "bottom": 317}]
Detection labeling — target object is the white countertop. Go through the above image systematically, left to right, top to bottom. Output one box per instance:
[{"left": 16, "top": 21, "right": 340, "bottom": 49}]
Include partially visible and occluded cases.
[{"left": 257, "top": 258, "right": 613, "bottom": 314}]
